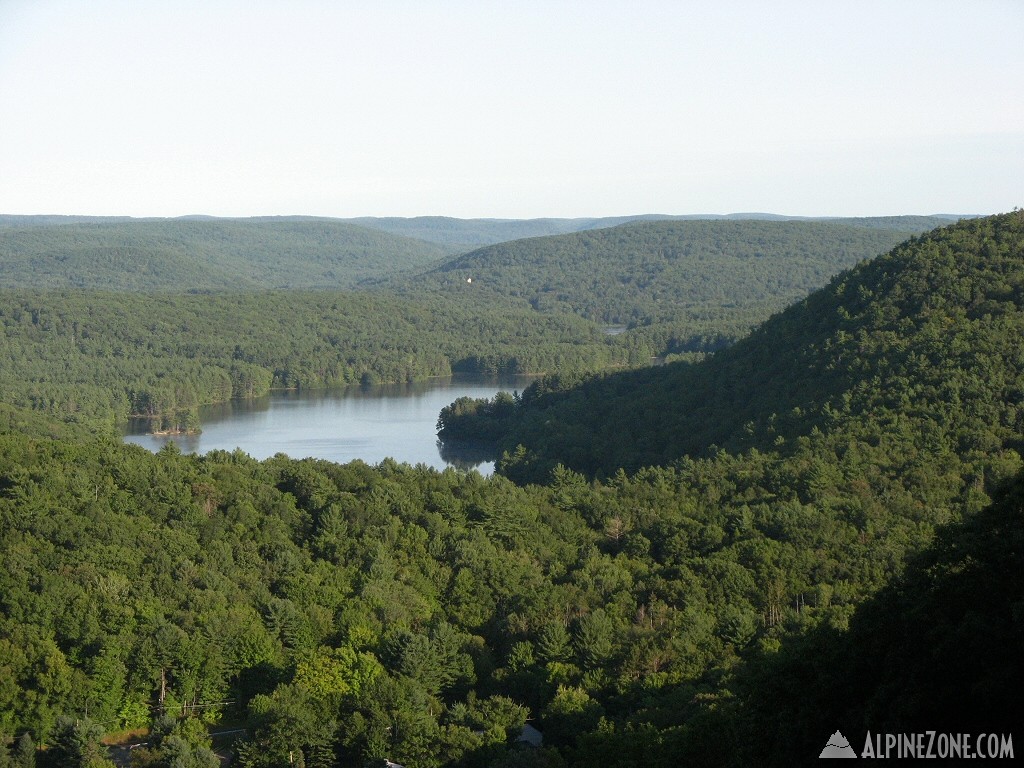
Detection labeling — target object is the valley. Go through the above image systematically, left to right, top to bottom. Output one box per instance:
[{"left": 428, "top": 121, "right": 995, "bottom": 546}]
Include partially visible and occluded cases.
[{"left": 0, "top": 211, "right": 1020, "bottom": 767}]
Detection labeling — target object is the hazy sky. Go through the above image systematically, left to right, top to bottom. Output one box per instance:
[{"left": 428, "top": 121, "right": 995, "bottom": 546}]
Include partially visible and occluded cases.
[{"left": 1, "top": 0, "right": 1021, "bottom": 218}]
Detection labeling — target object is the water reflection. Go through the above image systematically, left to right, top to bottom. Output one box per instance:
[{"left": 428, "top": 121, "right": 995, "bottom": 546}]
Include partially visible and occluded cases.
[{"left": 436, "top": 439, "right": 498, "bottom": 472}]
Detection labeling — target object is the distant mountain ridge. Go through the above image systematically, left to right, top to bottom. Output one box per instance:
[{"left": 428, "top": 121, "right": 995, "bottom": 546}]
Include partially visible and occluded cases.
[
  {"left": 0, "top": 212, "right": 965, "bottom": 251},
  {"left": 331, "top": 213, "right": 963, "bottom": 249},
  {"left": 0, "top": 214, "right": 957, "bottom": 300},
  {"left": 0, "top": 219, "right": 450, "bottom": 291}
]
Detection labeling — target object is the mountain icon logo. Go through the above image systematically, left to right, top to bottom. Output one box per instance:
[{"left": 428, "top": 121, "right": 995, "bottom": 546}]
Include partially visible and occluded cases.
[{"left": 819, "top": 730, "right": 857, "bottom": 758}]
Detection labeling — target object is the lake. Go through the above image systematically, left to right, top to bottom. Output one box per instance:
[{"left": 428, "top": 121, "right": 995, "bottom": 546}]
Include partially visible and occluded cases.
[{"left": 123, "top": 376, "right": 533, "bottom": 474}]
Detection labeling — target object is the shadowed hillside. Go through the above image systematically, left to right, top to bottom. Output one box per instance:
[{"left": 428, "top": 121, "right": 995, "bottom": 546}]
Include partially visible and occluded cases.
[{"left": 439, "top": 211, "right": 1024, "bottom": 482}]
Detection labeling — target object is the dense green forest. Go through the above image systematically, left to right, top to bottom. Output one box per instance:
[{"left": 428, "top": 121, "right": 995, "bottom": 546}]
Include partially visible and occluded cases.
[
  {"left": 0, "top": 212, "right": 1021, "bottom": 766},
  {"left": 441, "top": 212, "right": 1024, "bottom": 480},
  {"left": 346, "top": 214, "right": 958, "bottom": 250},
  {"left": 0, "top": 216, "right": 949, "bottom": 435},
  {"left": 346, "top": 216, "right": 622, "bottom": 251},
  {"left": 0, "top": 220, "right": 449, "bottom": 291},
  {"left": 407, "top": 220, "right": 924, "bottom": 355},
  {"left": 419, "top": 220, "right": 919, "bottom": 326},
  {"left": 0, "top": 289, "right": 628, "bottom": 432}
]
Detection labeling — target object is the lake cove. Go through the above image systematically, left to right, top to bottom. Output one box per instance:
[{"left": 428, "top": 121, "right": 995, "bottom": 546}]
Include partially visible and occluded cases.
[{"left": 123, "top": 376, "right": 535, "bottom": 474}]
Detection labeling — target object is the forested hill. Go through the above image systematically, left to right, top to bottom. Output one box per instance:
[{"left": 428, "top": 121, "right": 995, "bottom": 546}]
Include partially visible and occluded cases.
[
  {"left": 439, "top": 211, "right": 1024, "bottom": 481},
  {"left": 0, "top": 213, "right": 956, "bottom": 262},
  {"left": 347, "top": 214, "right": 958, "bottom": 250},
  {"left": 0, "top": 215, "right": 957, "bottom": 295},
  {"left": 346, "top": 216, "right": 623, "bottom": 251},
  {"left": 0, "top": 219, "right": 449, "bottom": 291},
  {"left": 409, "top": 220, "right": 925, "bottom": 334},
  {"left": 0, "top": 290, "right": 626, "bottom": 431}
]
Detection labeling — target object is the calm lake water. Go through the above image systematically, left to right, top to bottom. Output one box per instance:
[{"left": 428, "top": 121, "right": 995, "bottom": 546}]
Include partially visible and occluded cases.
[{"left": 123, "top": 376, "right": 533, "bottom": 474}]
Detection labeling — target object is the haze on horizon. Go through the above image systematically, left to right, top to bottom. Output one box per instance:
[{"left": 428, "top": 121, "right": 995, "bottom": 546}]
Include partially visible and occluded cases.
[{"left": 0, "top": 0, "right": 1021, "bottom": 220}]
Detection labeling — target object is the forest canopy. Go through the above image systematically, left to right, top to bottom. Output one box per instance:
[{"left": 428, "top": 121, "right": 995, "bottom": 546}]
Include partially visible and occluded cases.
[
  {"left": 1, "top": 211, "right": 1021, "bottom": 766},
  {"left": 0, "top": 216, "right": 949, "bottom": 433},
  {"left": 0, "top": 219, "right": 449, "bottom": 291}
]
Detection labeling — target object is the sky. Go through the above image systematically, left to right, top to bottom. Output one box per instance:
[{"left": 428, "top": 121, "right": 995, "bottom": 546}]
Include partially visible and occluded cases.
[{"left": 0, "top": 0, "right": 1021, "bottom": 219}]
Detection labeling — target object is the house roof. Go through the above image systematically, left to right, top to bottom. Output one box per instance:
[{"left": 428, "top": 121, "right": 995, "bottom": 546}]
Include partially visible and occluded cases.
[{"left": 516, "top": 723, "right": 544, "bottom": 748}]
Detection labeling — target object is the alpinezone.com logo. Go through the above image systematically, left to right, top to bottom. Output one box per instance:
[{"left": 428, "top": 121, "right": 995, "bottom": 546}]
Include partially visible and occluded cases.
[
  {"left": 820, "top": 730, "right": 1016, "bottom": 759},
  {"left": 819, "top": 731, "right": 857, "bottom": 758}
]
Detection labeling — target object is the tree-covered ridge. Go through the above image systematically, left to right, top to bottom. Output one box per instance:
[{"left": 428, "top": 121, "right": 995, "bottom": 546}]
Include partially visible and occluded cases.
[
  {"left": 440, "top": 211, "right": 1024, "bottom": 481},
  {"left": 344, "top": 214, "right": 959, "bottom": 250},
  {"left": 812, "top": 214, "right": 963, "bottom": 230},
  {"left": 0, "top": 215, "right": 947, "bottom": 298},
  {"left": 0, "top": 215, "right": 140, "bottom": 228},
  {"left": 346, "top": 216, "right": 601, "bottom": 251},
  {"left": 0, "top": 220, "right": 449, "bottom": 291},
  {"left": 406, "top": 220, "right": 925, "bottom": 358},
  {"left": 0, "top": 289, "right": 630, "bottom": 431}
]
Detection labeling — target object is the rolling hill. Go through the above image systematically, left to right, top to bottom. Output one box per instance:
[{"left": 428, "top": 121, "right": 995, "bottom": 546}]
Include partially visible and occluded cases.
[
  {"left": 439, "top": 211, "right": 1024, "bottom": 481},
  {"left": 347, "top": 213, "right": 960, "bottom": 250},
  {"left": 0, "top": 219, "right": 450, "bottom": 291},
  {"left": 404, "top": 219, "right": 938, "bottom": 358},
  {"left": 417, "top": 220, "right": 933, "bottom": 326}
]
